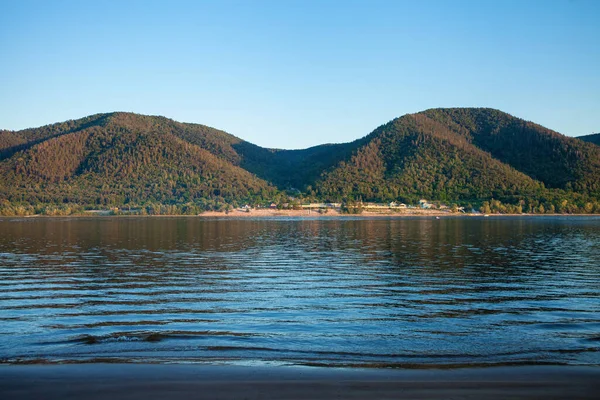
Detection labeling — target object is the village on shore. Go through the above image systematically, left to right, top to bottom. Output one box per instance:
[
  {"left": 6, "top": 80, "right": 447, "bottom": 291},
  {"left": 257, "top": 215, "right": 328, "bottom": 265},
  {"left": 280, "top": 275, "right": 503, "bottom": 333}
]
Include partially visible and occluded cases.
[{"left": 199, "top": 199, "right": 473, "bottom": 217}]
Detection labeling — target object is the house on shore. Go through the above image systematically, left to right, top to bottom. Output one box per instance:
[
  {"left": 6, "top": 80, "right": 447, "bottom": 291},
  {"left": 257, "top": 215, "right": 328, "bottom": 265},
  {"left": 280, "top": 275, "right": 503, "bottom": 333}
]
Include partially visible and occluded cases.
[
  {"left": 419, "top": 199, "right": 433, "bottom": 209},
  {"left": 302, "top": 203, "right": 341, "bottom": 209}
]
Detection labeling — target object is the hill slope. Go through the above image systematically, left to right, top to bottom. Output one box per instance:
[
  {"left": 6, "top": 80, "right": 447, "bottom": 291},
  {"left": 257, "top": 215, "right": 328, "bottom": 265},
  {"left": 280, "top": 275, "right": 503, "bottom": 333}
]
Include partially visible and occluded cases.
[
  {"left": 315, "top": 108, "right": 600, "bottom": 204},
  {"left": 421, "top": 109, "right": 600, "bottom": 195},
  {"left": 315, "top": 112, "right": 541, "bottom": 203},
  {"left": 0, "top": 113, "right": 277, "bottom": 213},
  {"left": 578, "top": 133, "right": 600, "bottom": 146}
]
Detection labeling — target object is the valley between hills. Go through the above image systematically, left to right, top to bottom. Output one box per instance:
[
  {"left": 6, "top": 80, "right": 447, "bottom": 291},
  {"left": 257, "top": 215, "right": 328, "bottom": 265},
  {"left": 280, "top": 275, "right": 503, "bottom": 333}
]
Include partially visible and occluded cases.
[{"left": 1, "top": 108, "right": 599, "bottom": 216}]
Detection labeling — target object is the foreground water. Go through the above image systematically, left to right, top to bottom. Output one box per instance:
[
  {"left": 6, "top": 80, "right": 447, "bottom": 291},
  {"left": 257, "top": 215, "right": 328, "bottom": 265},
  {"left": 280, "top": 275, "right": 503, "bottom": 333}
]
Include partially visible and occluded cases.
[{"left": 0, "top": 216, "right": 599, "bottom": 367}]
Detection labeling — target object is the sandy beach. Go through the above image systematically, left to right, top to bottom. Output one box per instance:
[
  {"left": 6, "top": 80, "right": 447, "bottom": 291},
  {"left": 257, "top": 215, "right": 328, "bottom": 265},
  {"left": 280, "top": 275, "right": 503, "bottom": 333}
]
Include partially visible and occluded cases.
[
  {"left": 198, "top": 208, "right": 454, "bottom": 218},
  {"left": 193, "top": 209, "right": 593, "bottom": 218},
  {"left": 1, "top": 364, "right": 599, "bottom": 399}
]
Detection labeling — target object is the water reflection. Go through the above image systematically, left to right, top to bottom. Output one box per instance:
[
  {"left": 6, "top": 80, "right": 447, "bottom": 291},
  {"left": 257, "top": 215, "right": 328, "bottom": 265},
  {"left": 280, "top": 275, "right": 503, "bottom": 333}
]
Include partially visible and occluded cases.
[{"left": 0, "top": 216, "right": 599, "bottom": 367}]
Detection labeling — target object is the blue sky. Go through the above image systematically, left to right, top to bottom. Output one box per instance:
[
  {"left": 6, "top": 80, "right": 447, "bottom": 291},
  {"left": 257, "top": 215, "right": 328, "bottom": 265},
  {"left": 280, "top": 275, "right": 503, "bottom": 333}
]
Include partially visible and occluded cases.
[{"left": 1, "top": 0, "right": 599, "bottom": 149}]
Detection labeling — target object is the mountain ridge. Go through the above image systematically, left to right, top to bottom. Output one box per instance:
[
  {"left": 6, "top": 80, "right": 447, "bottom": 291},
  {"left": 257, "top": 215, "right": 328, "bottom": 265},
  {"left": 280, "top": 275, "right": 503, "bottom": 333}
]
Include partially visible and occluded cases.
[
  {"left": 1, "top": 108, "right": 599, "bottom": 215},
  {"left": 578, "top": 133, "right": 600, "bottom": 146}
]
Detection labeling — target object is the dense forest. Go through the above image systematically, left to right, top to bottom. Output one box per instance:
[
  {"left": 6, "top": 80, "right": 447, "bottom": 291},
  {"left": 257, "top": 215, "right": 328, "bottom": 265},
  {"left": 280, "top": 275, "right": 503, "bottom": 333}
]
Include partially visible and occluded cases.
[
  {"left": 1, "top": 109, "right": 599, "bottom": 215},
  {"left": 0, "top": 114, "right": 277, "bottom": 215}
]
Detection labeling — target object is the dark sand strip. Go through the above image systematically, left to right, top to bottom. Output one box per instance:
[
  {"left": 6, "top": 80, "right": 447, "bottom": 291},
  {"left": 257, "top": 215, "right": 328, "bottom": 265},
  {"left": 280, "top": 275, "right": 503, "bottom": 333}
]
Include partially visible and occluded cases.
[{"left": 1, "top": 364, "right": 599, "bottom": 399}]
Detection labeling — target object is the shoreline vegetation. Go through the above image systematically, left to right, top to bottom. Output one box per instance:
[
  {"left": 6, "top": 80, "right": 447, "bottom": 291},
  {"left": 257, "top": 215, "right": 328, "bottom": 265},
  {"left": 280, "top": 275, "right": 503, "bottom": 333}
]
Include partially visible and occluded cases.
[
  {"left": 2, "top": 195, "right": 600, "bottom": 217},
  {"left": 2, "top": 198, "right": 600, "bottom": 218},
  {"left": 2, "top": 206, "right": 599, "bottom": 218}
]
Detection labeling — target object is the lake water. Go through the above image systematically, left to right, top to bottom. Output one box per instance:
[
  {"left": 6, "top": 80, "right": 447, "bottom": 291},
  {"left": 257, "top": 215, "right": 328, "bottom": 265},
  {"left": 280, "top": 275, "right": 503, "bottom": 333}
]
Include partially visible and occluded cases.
[{"left": 1, "top": 216, "right": 599, "bottom": 367}]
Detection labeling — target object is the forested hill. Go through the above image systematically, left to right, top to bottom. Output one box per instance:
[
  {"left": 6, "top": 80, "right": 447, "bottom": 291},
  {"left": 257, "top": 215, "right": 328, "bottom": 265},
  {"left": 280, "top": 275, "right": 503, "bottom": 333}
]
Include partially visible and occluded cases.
[
  {"left": 1, "top": 108, "right": 599, "bottom": 215},
  {"left": 316, "top": 108, "right": 600, "bottom": 205},
  {"left": 421, "top": 109, "right": 600, "bottom": 194},
  {"left": 0, "top": 113, "right": 278, "bottom": 214},
  {"left": 578, "top": 133, "right": 600, "bottom": 146}
]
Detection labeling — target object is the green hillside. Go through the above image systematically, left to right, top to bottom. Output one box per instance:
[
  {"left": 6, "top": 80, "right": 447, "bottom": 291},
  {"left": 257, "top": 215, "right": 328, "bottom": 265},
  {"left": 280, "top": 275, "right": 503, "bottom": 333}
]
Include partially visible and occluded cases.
[
  {"left": 315, "top": 108, "right": 600, "bottom": 210},
  {"left": 421, "top": 109, "right": 600, "bottom": 196},
  {"left": 315, "top": 112, "right": 544, "bottom": 204},
  {"left": 0, "top": 113, "right": 277, "bottom": 214}
]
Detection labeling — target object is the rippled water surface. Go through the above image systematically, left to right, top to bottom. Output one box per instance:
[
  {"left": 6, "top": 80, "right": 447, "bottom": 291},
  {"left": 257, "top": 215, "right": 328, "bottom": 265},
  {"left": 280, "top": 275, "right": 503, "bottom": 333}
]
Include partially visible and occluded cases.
[{"left": 1, "top": 216, "right": 599, "bottom": 367}]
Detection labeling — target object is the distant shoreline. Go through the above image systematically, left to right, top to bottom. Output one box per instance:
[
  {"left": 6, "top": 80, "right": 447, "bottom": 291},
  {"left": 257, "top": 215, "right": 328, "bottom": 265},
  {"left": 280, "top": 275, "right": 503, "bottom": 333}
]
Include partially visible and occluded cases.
[
  {"left": 197, "top": 208, "right": 451, "bottom": 218},
  {"left": 194, "top": 209, "right": 600, "bottom": 218},
  {"left": 2, "top": 210, "right": 599, "bottom": 219}
]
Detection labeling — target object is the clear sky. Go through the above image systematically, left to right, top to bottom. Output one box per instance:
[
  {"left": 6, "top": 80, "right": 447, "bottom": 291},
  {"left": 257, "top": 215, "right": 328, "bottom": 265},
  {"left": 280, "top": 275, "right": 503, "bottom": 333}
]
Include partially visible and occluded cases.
[{"left": 1, "top": 0, "right": 599, "bottom": 149}]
